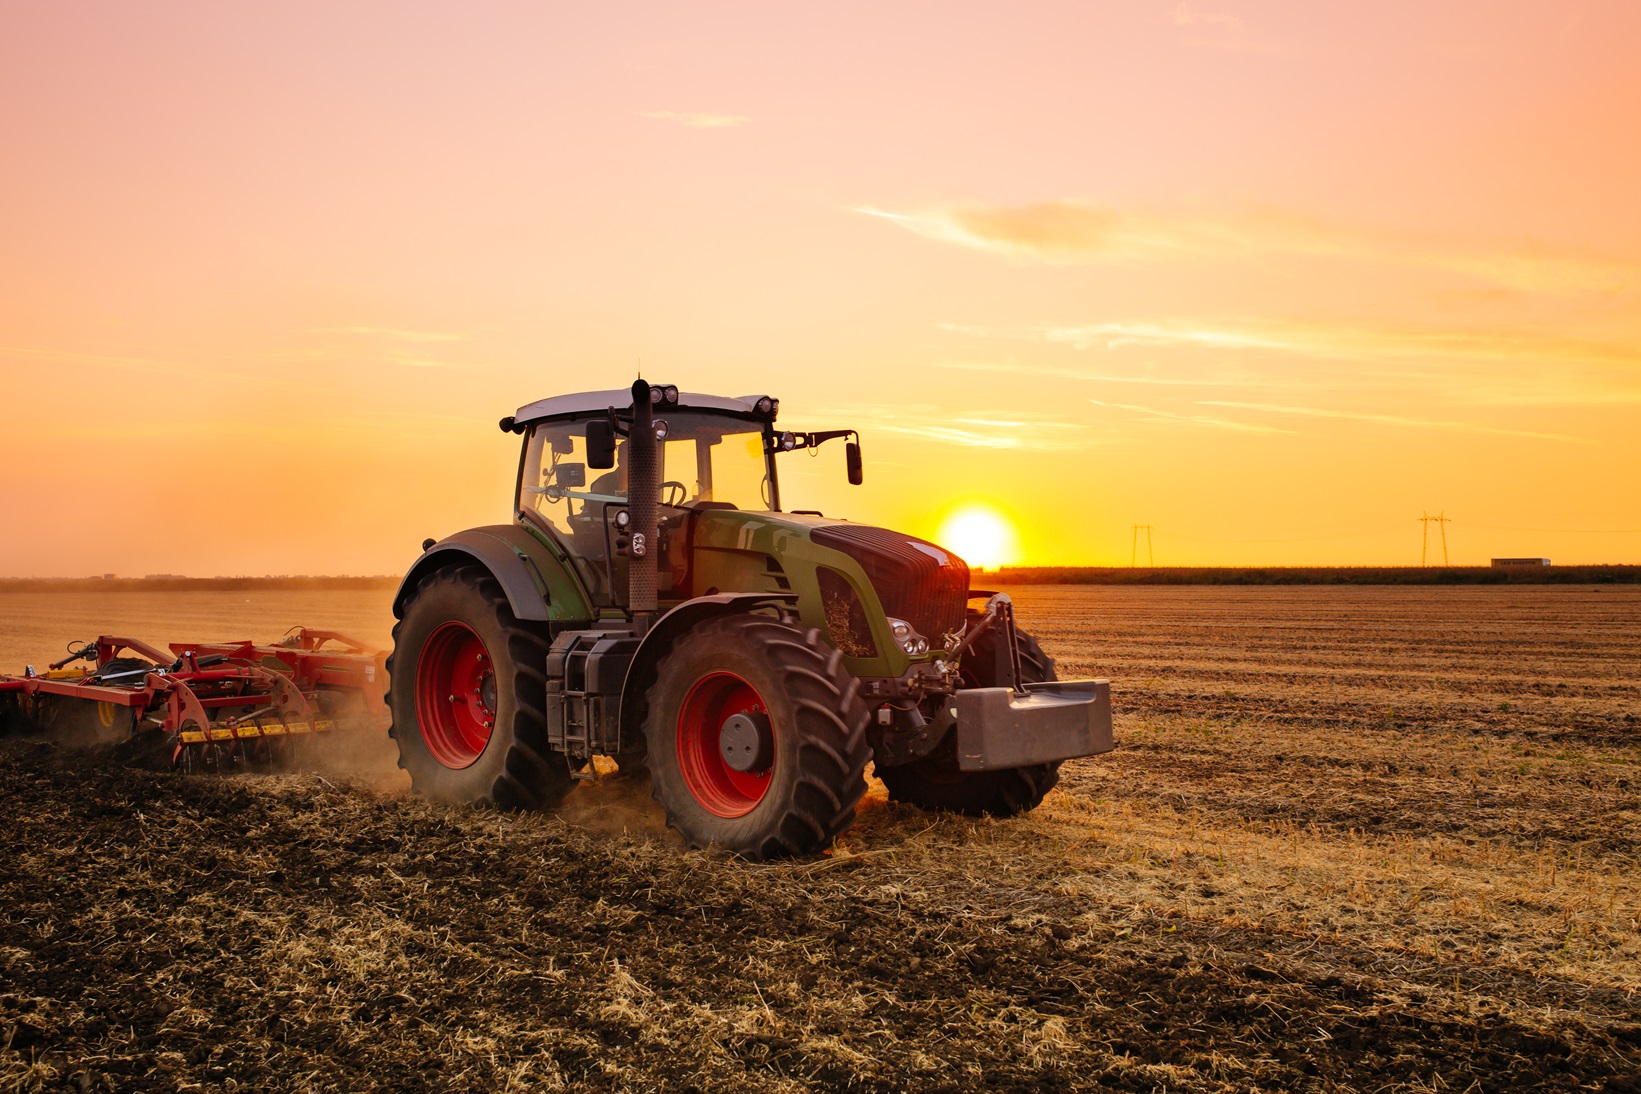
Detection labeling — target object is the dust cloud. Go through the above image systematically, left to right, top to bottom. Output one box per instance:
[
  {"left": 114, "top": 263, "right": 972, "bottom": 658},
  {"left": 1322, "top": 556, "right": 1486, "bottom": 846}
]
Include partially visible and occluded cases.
[
  {"left": 298, "top": 719, "right": 411, "bottom": 794},
  {"left": 557, "top": 757, "right": 674, "bottom": 840}
]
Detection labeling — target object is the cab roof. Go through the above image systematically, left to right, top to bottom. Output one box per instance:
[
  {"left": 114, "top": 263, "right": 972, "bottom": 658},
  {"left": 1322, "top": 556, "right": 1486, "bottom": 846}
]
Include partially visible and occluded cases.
[{"left": 513, "top": 390, "right": 775, "bottom": 426}]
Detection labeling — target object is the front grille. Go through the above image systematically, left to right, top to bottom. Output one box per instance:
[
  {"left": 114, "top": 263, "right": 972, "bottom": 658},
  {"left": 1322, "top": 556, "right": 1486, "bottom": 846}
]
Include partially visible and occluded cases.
[
  {"left": 809, "top": 524, "right": 970, "bottom": 644},
  {"left": 817, "top": 567, "right": 876, "bottom": 657}
]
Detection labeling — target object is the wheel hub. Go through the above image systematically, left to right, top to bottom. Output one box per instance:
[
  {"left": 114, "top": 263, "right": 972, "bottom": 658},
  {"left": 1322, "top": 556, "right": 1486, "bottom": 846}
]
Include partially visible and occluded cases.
[
  {"left": 675, "top": 671, "right": 775, "bottom": 818},
  {"left": 718, "top": 711, "right": 773, "bottom": 773}
]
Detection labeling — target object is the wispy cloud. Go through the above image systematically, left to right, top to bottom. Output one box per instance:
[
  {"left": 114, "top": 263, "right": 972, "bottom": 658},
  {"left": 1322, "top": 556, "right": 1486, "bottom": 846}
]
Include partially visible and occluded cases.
[
  {"left": 1172, "top": 3, "right": 1242, "bottom": 28},
  {"left": 637, "top": 111, "right": 750, "bottom": 129},
  {"left": 856, "top": 201, "right": 1639, "bottom": 293},
  {"left": 949, "top": 317, "right": 1641, "bottom": 372},
  {"left": 1041, "top": 321, "right": 1290, "bottom": 353},
  {"left": 938, "top": 325, "right": 1641, "bottom": 408},
  {"left": 308, "top": 326, "right": 468, "bottom": 342},
  {"left": 0, "top": 344, "right": 305, "bottom": 392},
  {"left": 937, "top": 358, "right": 1299, "bottom": 389},
  {"left": 1088, "top": 398, "right": 1292, "bottom": 434},
  {"left": 1196, "top": 400, "right": 1589, "bottom": 443},
  {"left": 825, "top": 405, "right": 1096, "bottom": 450}
]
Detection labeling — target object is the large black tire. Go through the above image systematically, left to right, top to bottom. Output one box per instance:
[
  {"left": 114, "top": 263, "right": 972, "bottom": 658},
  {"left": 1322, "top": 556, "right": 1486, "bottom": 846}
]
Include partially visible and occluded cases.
[
  {"left": 387, "top": 564, "right": 573, "bottom": 809},
  {"left": 644, "top": 614, "right": 871, "bottom": 859},
  {"left": 878, "top": 621, "right": 1062, "bottom": 817}
]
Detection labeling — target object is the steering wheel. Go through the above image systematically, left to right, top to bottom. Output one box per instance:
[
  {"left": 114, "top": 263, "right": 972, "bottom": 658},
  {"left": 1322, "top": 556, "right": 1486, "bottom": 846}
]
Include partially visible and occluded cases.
[{"left": 660, "top": 480, "right": 688, "bottom": 507}]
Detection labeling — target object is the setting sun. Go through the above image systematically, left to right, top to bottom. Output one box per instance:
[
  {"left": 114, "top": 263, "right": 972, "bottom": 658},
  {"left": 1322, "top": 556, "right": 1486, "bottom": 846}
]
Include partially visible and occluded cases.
[{"left": 937, "top": 505, "right": 1021, "bottom": 572}]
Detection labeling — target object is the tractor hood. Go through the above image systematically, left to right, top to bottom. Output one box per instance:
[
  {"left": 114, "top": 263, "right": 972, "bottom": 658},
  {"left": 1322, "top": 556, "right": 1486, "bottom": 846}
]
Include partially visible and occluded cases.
[{"left": 690, "top": 510, "right": 972, "bottom": 651}]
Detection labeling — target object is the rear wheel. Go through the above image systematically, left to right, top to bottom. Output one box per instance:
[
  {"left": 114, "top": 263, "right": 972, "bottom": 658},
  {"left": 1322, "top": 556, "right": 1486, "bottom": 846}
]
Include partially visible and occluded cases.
[
  {"left": 387, "top": 564, "right": 572, "bottom": 809},
  {"left": 644, "top": 614, "right": 871, "bottom": 859},
  {"left": 878, "top": 622, "right": 1062, "bottom": 817}
]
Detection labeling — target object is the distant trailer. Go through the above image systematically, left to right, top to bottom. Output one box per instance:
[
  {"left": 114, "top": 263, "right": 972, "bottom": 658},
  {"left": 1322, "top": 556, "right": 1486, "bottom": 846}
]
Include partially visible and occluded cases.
[{"left": 1492, "top": 558, "right": 1551, "bottom": 568}]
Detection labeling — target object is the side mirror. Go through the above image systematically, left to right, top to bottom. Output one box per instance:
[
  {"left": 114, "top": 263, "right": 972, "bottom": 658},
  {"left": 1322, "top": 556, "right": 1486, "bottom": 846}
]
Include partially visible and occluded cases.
[
  {"left": 587, "top": 420, "right": 616, "bottom": 469},
  {"left": 846, "top": 440, "right": 863, "bottom": 486}
]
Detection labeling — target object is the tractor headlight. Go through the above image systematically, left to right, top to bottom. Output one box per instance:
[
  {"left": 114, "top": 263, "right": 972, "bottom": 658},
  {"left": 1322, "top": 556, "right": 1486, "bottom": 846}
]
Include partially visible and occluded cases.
[
  {"left": 653, "top": 418, "right": 669, "bottom": 440},
  {"left": 779, "top": 431, "right": 797, "bottom": 451},
  {"left": 887, "top": 617, "right": 929, "bottom": 656}
]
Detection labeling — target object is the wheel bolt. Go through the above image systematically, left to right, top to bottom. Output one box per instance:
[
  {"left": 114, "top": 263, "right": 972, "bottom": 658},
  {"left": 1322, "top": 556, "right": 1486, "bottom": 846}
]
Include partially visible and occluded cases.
[{"left": 448, "top": 694, "right": 458, "bottom": 703}]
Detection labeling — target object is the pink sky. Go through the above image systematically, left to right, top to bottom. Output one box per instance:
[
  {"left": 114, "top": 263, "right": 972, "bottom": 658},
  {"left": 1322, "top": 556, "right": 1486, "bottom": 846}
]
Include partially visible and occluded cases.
[{"left": 2, "top": 1, "right": 1638, "bottom": 574}]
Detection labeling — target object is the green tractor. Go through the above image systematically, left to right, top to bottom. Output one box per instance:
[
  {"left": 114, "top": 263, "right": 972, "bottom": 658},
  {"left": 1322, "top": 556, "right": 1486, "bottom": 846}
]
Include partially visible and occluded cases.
[{"left": 387, "top": 381, "right": 1112, "bottom": 858}]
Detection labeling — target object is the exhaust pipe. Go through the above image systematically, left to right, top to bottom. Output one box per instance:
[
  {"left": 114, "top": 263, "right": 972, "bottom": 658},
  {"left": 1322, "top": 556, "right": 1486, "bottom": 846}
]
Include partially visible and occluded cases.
[{"left": 627, "top": 379, "right": 659, "bottom": 633}]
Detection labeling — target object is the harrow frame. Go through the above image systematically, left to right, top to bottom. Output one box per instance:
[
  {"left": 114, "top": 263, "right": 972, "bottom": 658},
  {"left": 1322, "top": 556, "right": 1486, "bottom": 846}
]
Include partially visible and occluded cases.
[{"left": 0, "top": 628, "right": 387, "bottom": 767}]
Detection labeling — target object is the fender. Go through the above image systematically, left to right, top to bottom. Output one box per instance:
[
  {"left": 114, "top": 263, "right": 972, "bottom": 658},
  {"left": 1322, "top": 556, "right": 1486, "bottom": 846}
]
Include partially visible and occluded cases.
[
  {"left": 392, "top": 525, "right": 594, "bottom": 622},
  {"left": 617, "top": 592, "right": 799, "bottom": 742}
]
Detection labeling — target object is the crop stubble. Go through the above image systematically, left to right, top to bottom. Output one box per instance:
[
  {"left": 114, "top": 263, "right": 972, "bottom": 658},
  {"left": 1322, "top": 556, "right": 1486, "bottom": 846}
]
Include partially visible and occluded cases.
[{"left": 1, "top": 585, "right": 1637, "bottom": 1091}]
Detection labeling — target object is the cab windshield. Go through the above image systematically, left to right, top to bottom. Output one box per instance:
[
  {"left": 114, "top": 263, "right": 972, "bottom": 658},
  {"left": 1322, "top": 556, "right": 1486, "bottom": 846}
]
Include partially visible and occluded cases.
[{"left": 518, "top": 411, "right": 776, "bottom": 602}]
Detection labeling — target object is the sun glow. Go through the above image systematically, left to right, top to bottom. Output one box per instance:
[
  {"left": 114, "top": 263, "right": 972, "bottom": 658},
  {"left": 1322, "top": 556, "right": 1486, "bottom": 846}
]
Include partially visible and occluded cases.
[{"left": 936, "top": 505, "right": 1022, "bottom": 571}]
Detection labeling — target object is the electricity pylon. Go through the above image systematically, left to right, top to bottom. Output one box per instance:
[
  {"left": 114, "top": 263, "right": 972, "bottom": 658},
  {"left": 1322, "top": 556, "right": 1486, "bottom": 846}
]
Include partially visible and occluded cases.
[
  {"left": 1419, "top": 512, "right": 1451, "bottom": 566},
  {"left": 1132, "top": 524, "right": 1154, "bottom": 568}
]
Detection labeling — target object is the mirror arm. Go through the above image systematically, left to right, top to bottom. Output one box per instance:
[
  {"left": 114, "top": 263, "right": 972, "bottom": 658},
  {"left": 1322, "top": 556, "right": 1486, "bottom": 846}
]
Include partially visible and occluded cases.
[
  {"left": 768, "top": 428, "right": 857, "bottom": 454},
  {"left": 805, "top": 429, "right": 855, "bottom": 447}
]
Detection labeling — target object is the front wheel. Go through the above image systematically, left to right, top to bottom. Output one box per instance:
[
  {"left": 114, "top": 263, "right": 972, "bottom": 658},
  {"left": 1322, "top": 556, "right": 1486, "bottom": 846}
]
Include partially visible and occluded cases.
[
  {"left": 387, "top": 564, "right": 572, "bottom": 809},
  {"left": 644, "top": 614, "right": 871, "bottom": 859},
  {"left": 878, "top": 622, "right": 1062, "bottom": 818}
]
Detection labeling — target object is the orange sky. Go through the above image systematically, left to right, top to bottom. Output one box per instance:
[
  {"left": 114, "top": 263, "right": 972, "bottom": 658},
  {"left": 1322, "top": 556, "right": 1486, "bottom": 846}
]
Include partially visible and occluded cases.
[{"left": 2, "top": 1, "right": 1638, "bottom": 575}]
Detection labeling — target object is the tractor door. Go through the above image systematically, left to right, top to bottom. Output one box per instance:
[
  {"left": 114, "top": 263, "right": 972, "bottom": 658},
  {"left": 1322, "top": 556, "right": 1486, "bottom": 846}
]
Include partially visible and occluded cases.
[{"left": 519, "top": 423, "right": 627, "bottom": 608}]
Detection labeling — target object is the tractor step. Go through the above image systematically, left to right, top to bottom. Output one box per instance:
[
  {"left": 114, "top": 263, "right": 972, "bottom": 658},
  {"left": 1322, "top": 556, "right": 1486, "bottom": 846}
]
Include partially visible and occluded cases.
[{"left": 545, "top": 630, "right": 638, "bottom": 759}]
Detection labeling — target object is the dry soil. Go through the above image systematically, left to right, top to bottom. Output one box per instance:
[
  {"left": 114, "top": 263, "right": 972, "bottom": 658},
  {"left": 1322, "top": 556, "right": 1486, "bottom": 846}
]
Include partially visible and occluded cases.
[{"left": 1, "top": 585, "right": 1637, "bottom": 1092}]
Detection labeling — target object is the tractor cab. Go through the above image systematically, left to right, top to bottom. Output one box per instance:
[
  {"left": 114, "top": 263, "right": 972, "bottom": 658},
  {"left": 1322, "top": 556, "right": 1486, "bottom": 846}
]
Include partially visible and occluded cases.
[{"left": 512, "top": 391, "right": 806, "bottom": 609}]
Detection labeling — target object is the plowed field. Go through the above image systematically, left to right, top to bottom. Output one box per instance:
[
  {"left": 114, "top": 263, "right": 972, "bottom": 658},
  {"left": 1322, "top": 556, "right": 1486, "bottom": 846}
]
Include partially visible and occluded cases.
[{"left": 2, "top": 585, "right": 1638, "bottom": 1092}]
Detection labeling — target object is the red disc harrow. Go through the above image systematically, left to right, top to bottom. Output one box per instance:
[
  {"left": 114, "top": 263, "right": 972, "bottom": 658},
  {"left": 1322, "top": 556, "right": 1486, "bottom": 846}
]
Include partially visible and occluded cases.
[{"left": 0, "top": 628, "right": 387, "bottom": 770}]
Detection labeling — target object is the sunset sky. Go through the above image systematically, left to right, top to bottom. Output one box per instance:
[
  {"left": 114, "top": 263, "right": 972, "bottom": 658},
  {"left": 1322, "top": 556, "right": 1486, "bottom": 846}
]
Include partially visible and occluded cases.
[{"left": 3, "top": 1, "right": 1638, "bottom": 575}]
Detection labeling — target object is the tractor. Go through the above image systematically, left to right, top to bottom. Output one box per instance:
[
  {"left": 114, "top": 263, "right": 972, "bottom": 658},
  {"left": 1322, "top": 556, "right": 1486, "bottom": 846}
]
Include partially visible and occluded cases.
[{"left": 387, "top": 381, "right": 1112, "bottom": 858}]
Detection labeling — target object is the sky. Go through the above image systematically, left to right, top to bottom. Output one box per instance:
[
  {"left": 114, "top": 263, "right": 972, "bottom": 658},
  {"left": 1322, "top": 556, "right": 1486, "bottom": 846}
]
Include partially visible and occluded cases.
[{"left": 2, "top": 0, "right": 1638, "bottom": 575}]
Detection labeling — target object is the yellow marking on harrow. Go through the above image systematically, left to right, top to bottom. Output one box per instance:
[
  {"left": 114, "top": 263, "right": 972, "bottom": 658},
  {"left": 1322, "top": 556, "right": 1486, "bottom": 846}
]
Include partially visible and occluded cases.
[{"left": 179, "top": 722, "right": 332, "bottom": 743}]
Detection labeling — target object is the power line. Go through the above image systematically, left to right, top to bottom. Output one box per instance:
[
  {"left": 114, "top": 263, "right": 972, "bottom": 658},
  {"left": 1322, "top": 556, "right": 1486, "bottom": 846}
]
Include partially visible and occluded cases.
[
  {"left": 1419, "top": 511, "right": 1451, "bottom": 566},
  {"left": 1464, "top": 523, "right": 1641, "bottom": 535},
  {"left": 1131, "top": 524, "right": 1154, "bottom": 567}
]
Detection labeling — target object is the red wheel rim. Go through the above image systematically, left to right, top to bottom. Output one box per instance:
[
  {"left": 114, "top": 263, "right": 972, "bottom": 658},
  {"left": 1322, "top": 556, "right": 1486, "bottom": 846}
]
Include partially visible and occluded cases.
[
  {"left": 415, "top": 621, "right": 496, "bottom": 769},
  {"left": 676, "top": 671, "right": 773, "bottom": 818}
]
